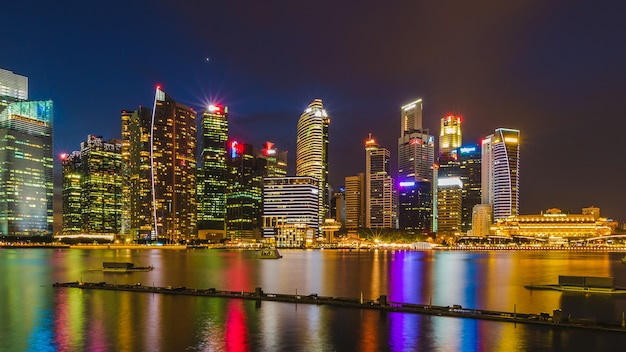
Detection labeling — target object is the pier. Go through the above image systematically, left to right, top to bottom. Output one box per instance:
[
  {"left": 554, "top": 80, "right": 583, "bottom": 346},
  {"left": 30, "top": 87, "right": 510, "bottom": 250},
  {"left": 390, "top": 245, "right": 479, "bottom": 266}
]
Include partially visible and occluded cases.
[{"left": 53, "top": 281, "right": 626, "bottom": 333}]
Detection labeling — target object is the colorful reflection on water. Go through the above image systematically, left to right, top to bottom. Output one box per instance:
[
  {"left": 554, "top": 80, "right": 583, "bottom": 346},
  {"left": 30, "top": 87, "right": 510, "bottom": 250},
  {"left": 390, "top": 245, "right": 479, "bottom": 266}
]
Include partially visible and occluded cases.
[{"left": 1, "top": 248, "right": 626, "bottom": 351}]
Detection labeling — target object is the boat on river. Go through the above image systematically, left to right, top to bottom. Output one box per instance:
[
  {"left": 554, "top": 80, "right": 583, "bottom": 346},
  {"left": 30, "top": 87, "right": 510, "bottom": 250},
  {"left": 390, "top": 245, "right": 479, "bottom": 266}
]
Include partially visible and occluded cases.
[
  {"left": 259, "top": 247, "right": 282, "bottom": 259},
  {"left": 90, "top": 262, "right": 154, "bottom": 273}
]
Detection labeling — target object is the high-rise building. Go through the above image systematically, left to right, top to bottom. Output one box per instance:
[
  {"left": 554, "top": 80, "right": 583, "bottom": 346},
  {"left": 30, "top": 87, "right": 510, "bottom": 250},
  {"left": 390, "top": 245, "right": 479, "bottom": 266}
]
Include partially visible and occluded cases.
[
  {"left": 0, "top": 68, "right": 28, "bottom": 101},
  {"left": 121, "top": 87, "right": 197, "bottom": 242},
  {"left": 296, "top": 99, "right": 330, "bottom": 231},
  {"left": 398, "top": 99, "right": 435, "bottom": 233},
  {"left": 0, "top": 100, "right": 53, "bottom": 237},
  {"left": 198, "top": 104, "right": 228, "bottom": 240},
  {"left": 439, "top": 115, "right": 462, "bottom": 156},
  {"left": 481, "top": 128, "right": 520, "bottom": 220},
  {"left": 365, "top": 134, "right": 396, "bottom": 229},
  {"left": 61, "top": 135, "right": 122, "bottom": 235},
  {"left": 226, "top": 141, "right": 264, "bottom": 241},
  {"left": 259, "top": 141, "right": 287, "bottom": 178},
  {"left": 456, "top": 145, "right": 482, "bottom": 232},
  {"left": 344, "top": 174, "right": 364, "bottom": 232},
  {"left": 262, "top": 176, "right": 319, "bottom": 247},
  {"left": 436, "top": 177, "right": 463, "bottom": 235},
  {"left": 398, "top": 180, "right": 432, "bottom": 234},
  {"left": 471, "top": 204, "right": 492, "bottom": 237}
]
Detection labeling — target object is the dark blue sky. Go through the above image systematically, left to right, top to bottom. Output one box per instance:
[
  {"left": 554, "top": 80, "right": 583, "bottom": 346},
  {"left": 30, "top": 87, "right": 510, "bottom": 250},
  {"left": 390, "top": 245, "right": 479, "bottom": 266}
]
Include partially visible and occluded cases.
[{"left": 3, "top": 1, "right": 626, "bottom": 222}]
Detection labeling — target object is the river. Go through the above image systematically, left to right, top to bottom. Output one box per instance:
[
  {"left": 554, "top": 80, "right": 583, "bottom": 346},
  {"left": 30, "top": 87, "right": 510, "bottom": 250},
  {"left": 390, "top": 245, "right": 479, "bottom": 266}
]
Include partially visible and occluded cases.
[{"left": 2, "top": 248, "right": 626, "bottom": 351}]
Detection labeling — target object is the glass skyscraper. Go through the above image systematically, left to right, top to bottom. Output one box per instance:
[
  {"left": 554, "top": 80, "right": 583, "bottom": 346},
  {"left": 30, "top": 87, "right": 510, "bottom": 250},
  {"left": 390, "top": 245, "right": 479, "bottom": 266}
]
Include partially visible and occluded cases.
[
  {"left": 121, "top": 87, "right": 197, "bottom": 242},
  {"left": 296, "top": 99, "right": 330, "bottom": 233},
  {"left": 0, "top": 100, "right": 53, "bottom": 237},
  {"left": 198, "top": 104, "right": 228, "bottom": 240},
  {"left": 481, "top": 128, "right": 520, "bottom": 220},
  {"left": 365, "top": 134, "right": 396, "bottom": 229},
  {"left": 61, "top": 135, "right": 122, "bottom": 235}
]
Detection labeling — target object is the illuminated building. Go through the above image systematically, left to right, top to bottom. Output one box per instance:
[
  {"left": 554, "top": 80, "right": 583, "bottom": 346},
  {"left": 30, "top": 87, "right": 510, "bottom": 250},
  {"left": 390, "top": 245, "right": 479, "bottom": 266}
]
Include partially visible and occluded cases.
[
  {"left": 0, "top": 68, "right": 28, "bottom": 101},
  {"left": 121, "top": 87, "right": 197, "bottom": 242},
  {"left": 0, "top": 99, "right": 53, "bottom": 237},
  {"left": 296, "top": 99, "right": 330, "bottom": 232},
  {"left": 398, "top": 99, "right": 434, "bottom": 232},
  {"left": 198, "top": 104, "right": 228, "bottom": 240},
  {"left": 439, "top": 115, "right": 462, "bottom": 155},
  {"left": 481, "top": 128, "right": 520, "bottom": 219},
  {"left": 365, "top": 134, "right": 396, "bottom": 229},
  {"left": 61, "top": 135, "right": 122, "bottom": 235},
  {"left": 226, "top": 141, "right": 264, "bottom": 241},
  {"left": 259, "top": 141, "right": 287, "bottom": 178},
  {"left": 344, "top": 174, "right": 364, "bottom": 232},
  {"left": 262, "top": 176, "right": 319, "bottom": 247},
  {"left": 436, "top": 177, "right": 463, "bottom": 235},
  {"left": 398, "top": 180, "right": 432, "bottom": 234},
  {"left": 330, "top": 189, "right": 345, "bottom": 226},
  {"left": 471, "top": 204, "right": 492, "bottom": 237},
  {"left": 490, "top": 208, "right": 615, "bottom": 239}
]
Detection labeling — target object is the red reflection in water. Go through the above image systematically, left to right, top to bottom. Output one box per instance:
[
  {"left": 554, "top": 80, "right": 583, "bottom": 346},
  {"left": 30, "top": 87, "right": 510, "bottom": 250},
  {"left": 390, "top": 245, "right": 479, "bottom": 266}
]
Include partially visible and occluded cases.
[{"left": 224, "top": 300, "right": 248, "bottom": 352}]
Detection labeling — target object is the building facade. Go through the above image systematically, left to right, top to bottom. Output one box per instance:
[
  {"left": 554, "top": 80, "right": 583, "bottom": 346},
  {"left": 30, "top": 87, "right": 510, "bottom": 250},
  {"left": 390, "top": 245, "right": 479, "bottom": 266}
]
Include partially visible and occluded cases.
[
  {"left": 121, "top": 87, "right": 197, "bottom": 243},
  {"left": 0, "top": 99, "right": 53, "bottom": 237},
  {"left": 296, "top": 99, "right": 330, "bottom": 231},
  {"left": 198, "top": 104, "right": 228, "bottom": 240},
  {"left": 439, "top": 115, "right": 462, "bottom": 155},
  {"left": 481, "top": 128, "right": 520, "bottom": 220},
  {"left": 61, "top": 135, "right": 122, "bottom": 235},
  {"left": 365, "top": 135, "right": 396, "bottom": 229},
  {"left": 226, "top": 141, "right": 264, "bottom": 241},
  {"left": 344, "top": 174, "right": 364, "bottom": 232},
  {"left": 262, "top": 176, "right": 319, "bottom": 247},
  {"left": 436, "top": 177, "right": 463, "bottom": 235}
]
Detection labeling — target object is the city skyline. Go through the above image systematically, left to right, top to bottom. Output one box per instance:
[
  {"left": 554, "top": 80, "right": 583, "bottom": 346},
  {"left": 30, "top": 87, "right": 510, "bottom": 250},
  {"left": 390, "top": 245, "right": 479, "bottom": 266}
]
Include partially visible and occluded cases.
[{"left": 2, "top": 1, "right": 625, "bottom": 223}]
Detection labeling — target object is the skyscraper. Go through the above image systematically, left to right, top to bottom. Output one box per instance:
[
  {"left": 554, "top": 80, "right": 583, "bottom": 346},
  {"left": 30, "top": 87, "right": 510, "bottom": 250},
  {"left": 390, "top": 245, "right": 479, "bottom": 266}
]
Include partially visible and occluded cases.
[
  {"left": 121, "top": 87, "right": 197, "bottom": 242},
  {"left": 296, "top": 99, "right": 330, "bottom": 232},
  {"left": 398, "top": 99, "right": 435, "bottom": 232},
  {"left": 0, "top": 100, "right": 53, "bottom": 237},
  {"left": 198, "top": 104, "right": 228, "bottom": 240},
  {"left": 439, "top": 115, "right": 462, "bottom": 156},
  {"left": 481, "top": 128, "right": 520, "bottom": 220},
  {"left": 365, "top": 134, "right": 396, "bottom": 229},
  {"left": 61, "top": 135, "right": 122, "bottom": 235},
  {"left": 226, "top": 141, "right": 264, "bottom": 241},
  {"left": 456, "top": 145, "right": 482, "bottom": 232},
  {"left": 344, "top": 173, "right": 364, "bottom": 232},
  {"left": 436, "top": 177, "right": 463, "bottom": 235}
]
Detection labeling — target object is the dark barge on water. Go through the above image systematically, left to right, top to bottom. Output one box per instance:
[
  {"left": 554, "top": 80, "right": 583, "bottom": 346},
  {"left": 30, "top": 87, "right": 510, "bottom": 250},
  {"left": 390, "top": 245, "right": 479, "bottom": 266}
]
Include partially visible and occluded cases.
[
  {"left": 89, "top": 262, "right": 154, "bottom": 273},
  {"left": 525, "top": 276, "right": 626, "bottom": 294},
  {"left": 53, "top": 281, "right": 626, "bottom": 333}
]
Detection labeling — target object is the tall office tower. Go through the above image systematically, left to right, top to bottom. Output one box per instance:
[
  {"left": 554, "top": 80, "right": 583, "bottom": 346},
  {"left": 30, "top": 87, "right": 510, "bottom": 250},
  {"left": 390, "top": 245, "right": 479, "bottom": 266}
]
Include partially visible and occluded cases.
[
  {"left": 0, "top": 68, "right": 28, "bottom": 101},
  {"left": 121, "top": 87, "right": 197, "bottom": 242},
  {"left": 296, "top": 99, "right": 330, "bottom": 231},
  {"left": 398, "top": 99, "right": 435, "bottom": 232},
  {"left": 0, "top": 100, "right": 53, "bottom": 236},
  {"left": 198, "top": 104, "right": 228, "bottom": 240},
  {"left": 439, "top": 115, "right": 462, "bottom": 156},
  {"left": 481, "top": 128, "right": 520, "bottom": 220},
  {"left": 365, "top": 134, "right": 396, "bottom": 229},
  {"left": 61, "top": 135, "right": 122, "bottom": 235},
  {"left": 226, "top": 141, "right": 264, "bottom": 241},
  {"left": 259, "top": 141, "right": 287, "bottom": 178},
  {"left": 456, "top": 145, "right": 481, "bottom": 232},
  {"left": 344, "top": 173, "right": 364, "bottom": 232},
  {"left": 262, "top": 176, "right": 319, "bottom": 247},
  {"left": 436, "top": 177, "right": 463, "bottom": 235},
  {"left": 398, "top": 180, "right": 432, "bottom": 234},
  {"left": 330, "top": 189, "right": 345, "bottom": 226}
]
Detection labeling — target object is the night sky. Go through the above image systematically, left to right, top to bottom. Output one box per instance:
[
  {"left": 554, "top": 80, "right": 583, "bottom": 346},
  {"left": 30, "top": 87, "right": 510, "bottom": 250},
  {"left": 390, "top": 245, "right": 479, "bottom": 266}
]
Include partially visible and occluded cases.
[{"left": 2, "top": 1, "right": 626, "bottom": 223}]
